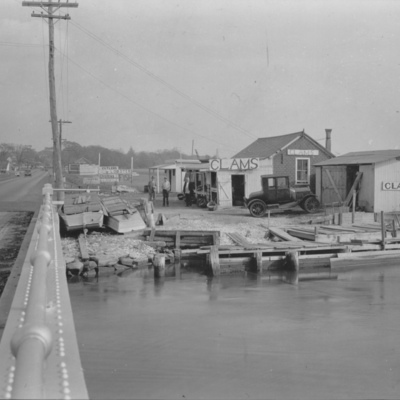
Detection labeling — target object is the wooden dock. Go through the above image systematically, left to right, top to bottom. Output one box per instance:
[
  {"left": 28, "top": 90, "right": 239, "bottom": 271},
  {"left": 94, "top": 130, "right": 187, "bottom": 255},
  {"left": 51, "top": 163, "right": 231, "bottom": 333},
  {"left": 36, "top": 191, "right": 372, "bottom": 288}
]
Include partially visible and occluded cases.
[
  {"left": 142, "top": 212, "right": 400, "bottom": 280},
  {"left": 180, "top": 216, "right": 400, "bottom": 278}
]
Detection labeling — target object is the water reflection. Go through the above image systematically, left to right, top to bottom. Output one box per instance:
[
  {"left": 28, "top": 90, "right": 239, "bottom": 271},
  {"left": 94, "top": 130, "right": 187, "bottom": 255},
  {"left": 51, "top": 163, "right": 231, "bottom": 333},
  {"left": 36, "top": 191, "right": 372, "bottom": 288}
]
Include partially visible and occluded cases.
[{"left": 69, "top": 263, "right": 400, "bottom": 399}]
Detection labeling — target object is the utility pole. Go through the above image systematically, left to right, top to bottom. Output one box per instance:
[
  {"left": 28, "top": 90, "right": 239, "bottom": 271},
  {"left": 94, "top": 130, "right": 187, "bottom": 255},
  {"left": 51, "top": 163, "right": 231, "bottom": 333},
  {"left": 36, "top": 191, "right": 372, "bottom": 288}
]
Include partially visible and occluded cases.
[
  {"left": 22, "top": 1, "right": 78, "bottom": 201},
  {"left": 49, "top": 119, "right": 72, "bottom": 178}
]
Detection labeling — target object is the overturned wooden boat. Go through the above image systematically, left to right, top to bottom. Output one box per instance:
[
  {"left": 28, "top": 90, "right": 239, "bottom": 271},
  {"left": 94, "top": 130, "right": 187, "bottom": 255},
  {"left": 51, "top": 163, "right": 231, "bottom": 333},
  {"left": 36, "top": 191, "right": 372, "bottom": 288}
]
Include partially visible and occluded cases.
[
  {"left": 59, "top": 193, "right": 104, "bottom": 231},
  {"left": 101, "top": 196, "right": 146, "bottom": 233}
]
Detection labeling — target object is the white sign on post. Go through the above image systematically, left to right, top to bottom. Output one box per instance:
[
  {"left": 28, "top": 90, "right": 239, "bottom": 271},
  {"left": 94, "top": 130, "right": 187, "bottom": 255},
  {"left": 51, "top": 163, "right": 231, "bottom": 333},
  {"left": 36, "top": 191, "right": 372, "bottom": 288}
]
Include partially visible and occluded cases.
[{"left": 99, "top": 166, "right": 119, "bottom": 174}]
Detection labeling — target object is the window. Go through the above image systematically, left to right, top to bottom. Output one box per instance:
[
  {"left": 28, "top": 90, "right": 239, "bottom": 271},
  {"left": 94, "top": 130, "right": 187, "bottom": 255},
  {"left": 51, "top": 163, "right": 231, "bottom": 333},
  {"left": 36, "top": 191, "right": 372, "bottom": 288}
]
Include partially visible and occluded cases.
[
  {"left": 296, "top": 158, "right": 310, "bottom": 184},
  {"left": 277, "top": 177, "right": 288, "bottom": 188},
  {"left": 268, "top": 178, "right": 275, "bottom": 188}
]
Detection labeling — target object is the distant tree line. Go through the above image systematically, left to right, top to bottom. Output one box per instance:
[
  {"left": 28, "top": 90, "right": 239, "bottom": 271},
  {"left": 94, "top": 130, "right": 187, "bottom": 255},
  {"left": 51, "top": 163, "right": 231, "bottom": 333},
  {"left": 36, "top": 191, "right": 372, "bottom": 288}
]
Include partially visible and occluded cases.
[
  {"left": 0, "top": 141, "right": 212, "bottom": 170},
  {"left": 60, "top": 141, "right": 212, "bottom": 169},
  {"left": 0, "top": 143, "right": 41, "bottom": 168}
]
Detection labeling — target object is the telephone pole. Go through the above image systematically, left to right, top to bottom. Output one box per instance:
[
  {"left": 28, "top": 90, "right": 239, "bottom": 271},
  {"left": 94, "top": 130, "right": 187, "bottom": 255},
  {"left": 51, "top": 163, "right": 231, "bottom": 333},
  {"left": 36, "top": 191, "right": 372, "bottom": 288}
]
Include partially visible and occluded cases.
[{"left": 22, "top": 1, "right": 78, "bottom": 201}]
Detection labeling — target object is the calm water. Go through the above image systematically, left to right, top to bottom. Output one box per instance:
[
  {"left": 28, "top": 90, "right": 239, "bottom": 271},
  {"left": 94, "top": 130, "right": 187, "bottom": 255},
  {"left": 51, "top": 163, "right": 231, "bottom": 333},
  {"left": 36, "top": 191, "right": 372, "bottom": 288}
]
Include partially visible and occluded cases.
[{"left": 69, "top": 264, "right": 400, "bottom": 399}]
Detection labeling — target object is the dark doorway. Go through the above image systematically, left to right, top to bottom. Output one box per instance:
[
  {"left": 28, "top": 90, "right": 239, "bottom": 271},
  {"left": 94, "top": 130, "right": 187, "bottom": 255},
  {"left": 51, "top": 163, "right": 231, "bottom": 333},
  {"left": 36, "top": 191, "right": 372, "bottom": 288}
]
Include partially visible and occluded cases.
[{"left": 231, "top": 175, "right": 245, "bottom": 206}]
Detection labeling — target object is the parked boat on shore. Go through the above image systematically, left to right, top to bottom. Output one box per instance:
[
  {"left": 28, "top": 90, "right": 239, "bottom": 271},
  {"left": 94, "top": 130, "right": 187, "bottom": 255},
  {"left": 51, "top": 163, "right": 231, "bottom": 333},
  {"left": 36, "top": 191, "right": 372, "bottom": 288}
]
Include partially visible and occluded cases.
[
  {"left": 59, "top": 193, "right": 104, "bottom": 232},
  {"left": 101, "top": 196, "right": 146, "bottom": 233}
]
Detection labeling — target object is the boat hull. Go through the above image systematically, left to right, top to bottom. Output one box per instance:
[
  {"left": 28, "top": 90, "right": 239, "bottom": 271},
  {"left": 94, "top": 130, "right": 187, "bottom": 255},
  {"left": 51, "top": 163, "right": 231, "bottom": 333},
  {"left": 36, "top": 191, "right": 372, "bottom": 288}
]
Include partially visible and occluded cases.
[
  {"left": 59, "top": 211, "right": 104, "bottom": 232},
  {"left": 104, "top": 212, "right": 146, "bottom": 233}
]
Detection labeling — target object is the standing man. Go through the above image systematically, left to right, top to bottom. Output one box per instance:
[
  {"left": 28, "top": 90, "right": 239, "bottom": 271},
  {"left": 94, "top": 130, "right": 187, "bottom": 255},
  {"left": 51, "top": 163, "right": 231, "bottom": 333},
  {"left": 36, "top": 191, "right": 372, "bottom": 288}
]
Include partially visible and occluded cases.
[
  {"left": 148, "top": 176, "right": 156, "bottom": 202},
  {"left": 162, "top": 176, "right": 171, "bottom": 206},
  {"left": 183, "top": 176, "right": 191, "bottom": 207}
]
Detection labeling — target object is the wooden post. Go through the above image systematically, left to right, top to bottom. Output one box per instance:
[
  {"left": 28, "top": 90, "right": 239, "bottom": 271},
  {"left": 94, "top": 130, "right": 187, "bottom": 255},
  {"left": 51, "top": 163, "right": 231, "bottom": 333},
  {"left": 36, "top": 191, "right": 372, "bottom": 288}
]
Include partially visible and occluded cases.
[
  {"left": 352, "top": 190, "right": 356, "bottom": 224},
  {"left": 148, "top": 201, "right": 155, "bottom": 229},
  {"left": 338, "top": 209, "right": 343, "bottom": 226},
  {"left": 381, "top": 211, "right": 386, "bottom": 250},
  {"left": 392, "top": 220, "right": 397, "bottom": 238},
  {"left": 314, "top": 226, "right": 319, "bottom": 237},
  {"left": 175, "top": 231, "right": 181, "bottom": 249},
  {"left": 212, "top": 232, "right": 220, "bottom": 246},
  {"left": 78, "top": 235, "right": 89, "bottom": 261},
  {"left": 209, "top": 245, "right": 220, "bottom": 276},
  {"left": 174, "top": 248, "right": 181, "bottom": 263},
  {"left": 255, "top": 251, "right": 262, "bottom": 274},
  {"left": 284, "top": 251, "right": 299, "bottom": 285},
  {"left": 285, "top": 251, "right": 299, "bottom": 272},
  {"left": 153, "top": 254, "right": 166, "bottom": 278}
]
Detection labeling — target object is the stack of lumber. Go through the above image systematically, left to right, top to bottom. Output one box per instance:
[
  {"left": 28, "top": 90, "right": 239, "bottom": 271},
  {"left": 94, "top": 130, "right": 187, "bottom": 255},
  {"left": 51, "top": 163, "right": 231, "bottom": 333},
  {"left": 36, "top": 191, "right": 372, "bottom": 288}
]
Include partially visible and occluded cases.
[
  {"left": 282, "top": 223, "right": 395, "bottom": 244},
  {"left": 141, "top": 229, "right": 220, "bottom": 249},
  {"left": 331, "top": 249, "right": 400, "bottom": 269}
]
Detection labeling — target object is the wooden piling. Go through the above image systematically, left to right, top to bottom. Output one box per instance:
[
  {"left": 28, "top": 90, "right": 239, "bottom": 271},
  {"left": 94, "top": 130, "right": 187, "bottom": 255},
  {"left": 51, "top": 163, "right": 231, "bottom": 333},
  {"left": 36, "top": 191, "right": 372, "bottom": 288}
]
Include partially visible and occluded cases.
[
  {"left": 352, "top": 190, "right": 356, "bottom": 224},
  {"left": 381, "top": 211, "right": 386, "bottom": 250},
  {"left": 175, "top": 231, "right": 181, "bottom": 249},
  {"left": 78, "top": 235, "right": 89, "bottom": 260},
  {"left": 209, "top": 245, "right": 220, "bottom": 276},
  {"left": 174, "top": 249, "right": 181, "bottom": 278},
  {"left": 253, "top": 251, "right": 263, "bottom": 274},
  {"left": 285, "top": 251, "right": 299, "bottom": 272},
  {"left": 153, "top": 254, "right": 166, "bottom": 278}
]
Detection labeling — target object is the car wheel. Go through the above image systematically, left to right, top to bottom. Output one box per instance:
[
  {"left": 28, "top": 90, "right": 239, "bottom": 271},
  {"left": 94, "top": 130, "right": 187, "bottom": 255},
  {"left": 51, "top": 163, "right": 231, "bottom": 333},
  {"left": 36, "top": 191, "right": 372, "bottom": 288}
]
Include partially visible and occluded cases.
[
  {"left": 303, "top": 197, "right": 320, "bottom": 213},
  {"left": 249, "top": 200, "right": 267, "bottom": 218}
]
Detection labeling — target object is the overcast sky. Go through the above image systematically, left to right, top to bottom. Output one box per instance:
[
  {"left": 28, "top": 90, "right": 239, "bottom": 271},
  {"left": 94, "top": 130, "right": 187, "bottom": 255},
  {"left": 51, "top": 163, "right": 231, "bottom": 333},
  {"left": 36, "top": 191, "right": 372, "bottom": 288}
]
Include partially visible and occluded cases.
[{"left": 1, "top": 0, "right": 400, "bottom": 158}]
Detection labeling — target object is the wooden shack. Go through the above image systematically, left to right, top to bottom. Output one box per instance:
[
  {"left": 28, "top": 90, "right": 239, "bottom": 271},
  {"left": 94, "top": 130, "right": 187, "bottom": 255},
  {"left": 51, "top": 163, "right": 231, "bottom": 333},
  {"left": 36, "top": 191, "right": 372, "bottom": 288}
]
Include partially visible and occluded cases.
[
  {"left": 214, "top": 129, "right": 334, "bottom": 207},
  {"left": 314, "top": 150, "right": 400, "bottom": 212}
]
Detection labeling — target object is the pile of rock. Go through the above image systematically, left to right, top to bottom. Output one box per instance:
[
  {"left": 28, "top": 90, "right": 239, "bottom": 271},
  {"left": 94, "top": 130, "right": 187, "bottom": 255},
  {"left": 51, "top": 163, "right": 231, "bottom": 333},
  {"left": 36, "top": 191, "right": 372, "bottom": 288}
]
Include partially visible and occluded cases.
[{"left": 62, "top": 231, "right": 158, "bottom": 277}]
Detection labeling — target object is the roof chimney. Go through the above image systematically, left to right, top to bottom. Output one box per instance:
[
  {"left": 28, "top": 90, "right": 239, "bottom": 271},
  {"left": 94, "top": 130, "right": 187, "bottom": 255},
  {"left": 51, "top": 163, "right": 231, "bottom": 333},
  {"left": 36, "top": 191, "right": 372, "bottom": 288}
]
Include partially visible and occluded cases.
[{"left": 325, "top": 129, "right": 332, "bottom": 153}]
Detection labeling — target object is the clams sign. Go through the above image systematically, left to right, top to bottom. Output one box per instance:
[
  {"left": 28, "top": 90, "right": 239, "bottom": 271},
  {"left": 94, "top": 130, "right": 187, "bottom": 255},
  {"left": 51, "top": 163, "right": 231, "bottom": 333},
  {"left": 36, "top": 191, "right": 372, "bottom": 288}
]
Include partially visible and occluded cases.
[
  {"left": 210, "top": 158, "right": 259, "bottom": 171},
  {"left": 382, "top": 182, "right": 400, "bottom": 191}
]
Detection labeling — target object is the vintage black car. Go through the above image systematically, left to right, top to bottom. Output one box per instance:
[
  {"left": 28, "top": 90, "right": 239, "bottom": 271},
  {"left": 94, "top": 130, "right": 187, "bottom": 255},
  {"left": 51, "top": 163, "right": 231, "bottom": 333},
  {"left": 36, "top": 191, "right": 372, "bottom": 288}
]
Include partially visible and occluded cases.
[{"left": 244, "top": 175, "right": 320, "bottom": 217}]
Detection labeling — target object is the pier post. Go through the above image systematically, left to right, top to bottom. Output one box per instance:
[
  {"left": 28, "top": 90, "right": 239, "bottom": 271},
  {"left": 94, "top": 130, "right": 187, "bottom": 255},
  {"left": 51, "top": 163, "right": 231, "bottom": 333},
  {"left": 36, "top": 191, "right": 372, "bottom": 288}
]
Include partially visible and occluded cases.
[
  {"left": 381, "top": 211, "right": 386, "bottom": 250},
  {"left": 209, "top": 245, "right": 220, "bottom": 276},
  {"left": 174, "top": 249, "right": 181, "bottom": 278},
  {"left": 255, "top": 251, "right": 263, "bottom": 274},
  {"left": 284, "top": 251, "right": 299, "bottom": 285},
  {"left": 285, "top": 251, "right": 299, "bottom": 272},
  {"left": 153, "top": 254, "right": 166, "bottom": 278}
]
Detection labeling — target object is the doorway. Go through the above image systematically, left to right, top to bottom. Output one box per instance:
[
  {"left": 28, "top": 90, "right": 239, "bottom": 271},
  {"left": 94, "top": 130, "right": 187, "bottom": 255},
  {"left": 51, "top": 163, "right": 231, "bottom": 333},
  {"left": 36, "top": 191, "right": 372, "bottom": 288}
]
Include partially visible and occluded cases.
[{"left": 231, "top": 175, "right": 245, "bottom": 206}]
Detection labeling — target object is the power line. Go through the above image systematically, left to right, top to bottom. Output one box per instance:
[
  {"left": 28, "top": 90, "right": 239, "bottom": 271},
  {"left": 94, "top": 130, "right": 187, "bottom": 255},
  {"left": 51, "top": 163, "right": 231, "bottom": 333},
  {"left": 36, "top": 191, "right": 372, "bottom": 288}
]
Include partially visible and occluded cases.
[
  {"left": 70, "top": 20, "right": 258, "bottom": 140},
  {"left": 0, "top": 41, "right": 43, "bottom": 48},
  {"left": 55, "top": 47, "right": 239, "bottom": 152}
]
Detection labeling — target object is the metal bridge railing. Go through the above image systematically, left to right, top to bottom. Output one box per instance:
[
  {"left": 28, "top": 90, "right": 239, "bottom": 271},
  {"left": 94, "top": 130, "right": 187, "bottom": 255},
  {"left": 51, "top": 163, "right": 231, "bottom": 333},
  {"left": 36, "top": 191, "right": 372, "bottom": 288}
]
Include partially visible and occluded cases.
[{"left": 0, "top": 184, "right": 88, "bottom": 399}]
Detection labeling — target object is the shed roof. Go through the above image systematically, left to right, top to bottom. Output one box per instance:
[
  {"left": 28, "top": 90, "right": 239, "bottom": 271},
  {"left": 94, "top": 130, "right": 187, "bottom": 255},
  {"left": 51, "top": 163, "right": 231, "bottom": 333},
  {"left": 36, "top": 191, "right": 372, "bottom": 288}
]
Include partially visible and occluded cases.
[
  {"left": 234, "top": 131, "right": 333, "bottom": 159},
  {"left": 314, "top": 150, "right": 400, "bottom": 166},
  {"left": 74, "top": 157, "right": 92, "bottom": 165},
  {"left": 150, "top": 162, "right": 209, "bottom": 171},
  {"left": 149, "top": 163, "right": 176, "bottom": 170}
]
